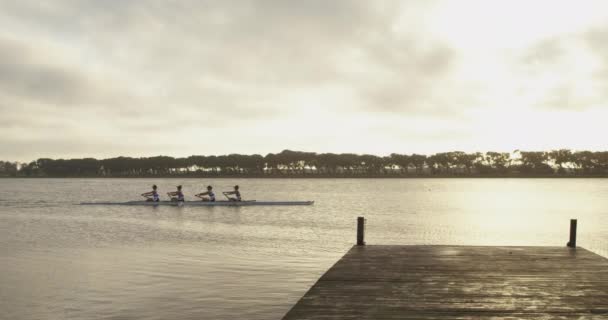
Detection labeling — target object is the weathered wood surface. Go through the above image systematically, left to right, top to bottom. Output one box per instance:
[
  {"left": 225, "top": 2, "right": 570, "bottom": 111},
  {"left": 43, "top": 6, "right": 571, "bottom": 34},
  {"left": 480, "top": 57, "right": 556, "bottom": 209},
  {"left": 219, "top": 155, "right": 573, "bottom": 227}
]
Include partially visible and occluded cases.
[{"left": 282, "top": 245, "right": 608, "bottom": 319}]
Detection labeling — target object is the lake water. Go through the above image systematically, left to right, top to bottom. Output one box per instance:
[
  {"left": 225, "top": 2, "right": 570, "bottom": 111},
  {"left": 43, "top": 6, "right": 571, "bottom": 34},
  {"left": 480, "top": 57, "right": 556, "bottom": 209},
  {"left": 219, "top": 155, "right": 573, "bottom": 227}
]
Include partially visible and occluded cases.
[{"left": 1, "top": 178, "right": 607, "bottom": 320}]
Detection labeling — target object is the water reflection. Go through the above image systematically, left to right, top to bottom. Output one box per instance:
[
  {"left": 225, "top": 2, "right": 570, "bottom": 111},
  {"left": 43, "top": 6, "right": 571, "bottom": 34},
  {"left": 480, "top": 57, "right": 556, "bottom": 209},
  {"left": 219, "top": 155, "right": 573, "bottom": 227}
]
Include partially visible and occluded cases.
[{"left": 0, "top": 178, "right": 607, "bottom": 319}]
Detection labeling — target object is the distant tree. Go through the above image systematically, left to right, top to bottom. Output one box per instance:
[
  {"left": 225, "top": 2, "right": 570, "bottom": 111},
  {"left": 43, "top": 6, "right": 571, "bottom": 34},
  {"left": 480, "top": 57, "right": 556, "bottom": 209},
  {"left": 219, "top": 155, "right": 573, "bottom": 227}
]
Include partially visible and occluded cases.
[
  {"left": 5, "top": 149, "right": 608, "bottom": 178},
  {"left": 548, "top": 149, "right": 573, "bottom": 174},
  {"left": 520, "top": 151, "right": 553, "bottom": 174},
  {"left": 572, "top": 151, "right": 603, "bottom": 175},
  {"left": 597, "top": 151, "right": 608, "bottom": 174},
  {"left": 455, "top": 152, "right": 481, "bottom": 174},
  {"left": 484, "top": 152, "right": 510, "bottom": 174},
  {"left": 390, "top": 153, "right": 410, "bottom": 174},
  {"left": 359, "top": 154, "right": 384, "bottom": 175},
  {"left": 409, "top": 154, "right": 427, "bottom": 174},
  {"left": 426, "top": 154, "right": 440, "bottom": 175},
  {"left": 0, "top": 161, "right": 19, "bottom": 177},
  {"left": 18, "top": 161, "right": 39, "bottom": 176}
]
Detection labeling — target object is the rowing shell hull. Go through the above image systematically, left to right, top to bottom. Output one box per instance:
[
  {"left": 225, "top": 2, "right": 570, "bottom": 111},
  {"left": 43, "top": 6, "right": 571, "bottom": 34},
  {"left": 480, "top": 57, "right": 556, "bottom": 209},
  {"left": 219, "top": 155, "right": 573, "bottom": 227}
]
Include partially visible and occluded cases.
[{"left": 80, "top": 200, "right": 314, "bottom": 206}]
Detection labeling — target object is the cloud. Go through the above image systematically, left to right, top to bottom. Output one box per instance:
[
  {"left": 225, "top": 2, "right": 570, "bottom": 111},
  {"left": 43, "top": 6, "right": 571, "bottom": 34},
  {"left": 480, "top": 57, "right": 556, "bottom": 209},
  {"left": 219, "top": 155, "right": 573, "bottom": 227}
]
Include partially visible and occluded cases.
[
  {"left": 1, "top": 1, "right": 608, "bottom": 161},
  {"left": 1, "top": 2, "right": 455, "bottom": 125},
  {"left": 507, "top": 27, "right": 608, "bottom": 111},
  {"left": 585, "top": 28, "right": 608, "bottom": 82},
  {"left": 0, "top": 37, "right": 102, "bottom": 107},
  {"left": 519, "top": 38, "right": 565, "bottom": 67},
  {"left": 353, "top": 44, "right": 461, "bottom": 115}
]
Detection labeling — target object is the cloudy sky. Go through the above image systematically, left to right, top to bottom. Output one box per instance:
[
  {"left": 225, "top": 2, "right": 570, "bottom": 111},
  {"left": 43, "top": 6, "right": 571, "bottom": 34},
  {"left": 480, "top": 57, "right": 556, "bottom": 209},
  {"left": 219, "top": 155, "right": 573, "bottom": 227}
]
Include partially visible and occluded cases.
[{"left": 2, "top": 1, "right": 608, "bottom": 161}]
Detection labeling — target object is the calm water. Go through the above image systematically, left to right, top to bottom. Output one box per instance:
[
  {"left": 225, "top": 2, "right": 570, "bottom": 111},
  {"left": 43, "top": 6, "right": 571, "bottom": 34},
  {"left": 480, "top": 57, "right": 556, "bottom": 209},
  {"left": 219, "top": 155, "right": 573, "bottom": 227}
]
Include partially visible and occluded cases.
[{"left": 1, "top": 178, "right": 607, "bottom": 320}]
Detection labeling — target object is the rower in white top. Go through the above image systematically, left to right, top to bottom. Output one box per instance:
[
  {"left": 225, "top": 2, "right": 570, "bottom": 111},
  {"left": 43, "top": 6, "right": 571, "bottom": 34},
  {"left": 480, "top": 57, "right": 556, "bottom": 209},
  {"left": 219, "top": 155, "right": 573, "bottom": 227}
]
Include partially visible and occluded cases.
[
  {"left": 141, "top": 185, "right": 160, "bottom": 202},
  {"left": 167, "top": 185, "right": 185, "bottom": 202},
  {"left": 195, "top": 185, "right": 216, "bottom": 202},
  {"left": 223, "top": 185, "right": 242, "bottom": 201}
]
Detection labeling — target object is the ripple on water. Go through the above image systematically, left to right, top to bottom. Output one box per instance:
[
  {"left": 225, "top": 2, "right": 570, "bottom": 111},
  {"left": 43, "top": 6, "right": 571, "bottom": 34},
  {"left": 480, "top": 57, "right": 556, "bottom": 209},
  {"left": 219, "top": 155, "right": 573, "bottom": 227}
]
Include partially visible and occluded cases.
[{"left": 1, "top": 178, "right": 607, "bottom": 319}]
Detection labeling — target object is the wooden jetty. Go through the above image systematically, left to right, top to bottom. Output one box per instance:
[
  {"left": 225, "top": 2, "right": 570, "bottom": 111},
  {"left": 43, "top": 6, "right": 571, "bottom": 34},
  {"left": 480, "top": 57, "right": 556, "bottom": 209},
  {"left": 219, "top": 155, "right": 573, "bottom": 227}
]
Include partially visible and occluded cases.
[{"left": 282, "top": 219, "right": 608, "bottom": 319}]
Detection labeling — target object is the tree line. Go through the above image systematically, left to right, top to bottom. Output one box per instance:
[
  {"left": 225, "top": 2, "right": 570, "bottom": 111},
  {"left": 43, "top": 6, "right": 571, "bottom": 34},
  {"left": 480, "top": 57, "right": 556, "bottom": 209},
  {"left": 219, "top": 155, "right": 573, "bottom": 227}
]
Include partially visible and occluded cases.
[{"left": 1, "top": 149, "right": 608, "bottom": 178}]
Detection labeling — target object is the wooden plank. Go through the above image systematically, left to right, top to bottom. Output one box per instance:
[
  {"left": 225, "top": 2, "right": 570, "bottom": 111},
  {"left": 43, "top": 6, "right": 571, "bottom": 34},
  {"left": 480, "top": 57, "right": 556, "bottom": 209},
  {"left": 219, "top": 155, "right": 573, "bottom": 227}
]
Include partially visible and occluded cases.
[{"left": 282, "top": 245, "right": 608, "bottom": 320}]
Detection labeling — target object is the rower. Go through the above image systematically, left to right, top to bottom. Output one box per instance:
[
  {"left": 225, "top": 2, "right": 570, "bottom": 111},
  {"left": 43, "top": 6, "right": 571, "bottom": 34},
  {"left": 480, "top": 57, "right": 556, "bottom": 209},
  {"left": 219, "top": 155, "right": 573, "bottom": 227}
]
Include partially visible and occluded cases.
[
  {"left": 141, "top": 185, "right": 160, "bottom": 202},
  {"left": 167, "top": 185, "right": 185, "bottom": 202},
  {"left": 195, "top": 185, "right": 216, "bottom": 202},
  {"left": 223, "top": 185, "right": 241, "bottom": 202}
]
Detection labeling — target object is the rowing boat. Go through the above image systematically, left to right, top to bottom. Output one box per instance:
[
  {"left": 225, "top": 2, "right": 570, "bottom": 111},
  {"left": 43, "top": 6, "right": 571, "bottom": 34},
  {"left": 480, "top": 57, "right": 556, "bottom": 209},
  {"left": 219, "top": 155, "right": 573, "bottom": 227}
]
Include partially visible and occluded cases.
[{"left": 80, "top": 200, "right": 314, "bottom": 206}]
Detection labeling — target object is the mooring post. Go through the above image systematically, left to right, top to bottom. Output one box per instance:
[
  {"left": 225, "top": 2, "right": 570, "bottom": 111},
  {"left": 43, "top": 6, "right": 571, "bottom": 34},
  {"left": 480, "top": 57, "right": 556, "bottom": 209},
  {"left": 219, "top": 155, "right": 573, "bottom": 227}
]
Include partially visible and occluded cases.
[
  {"left": 357, "top": 216, "right": 365, "bottom": 246},
  {"left": 567, "top": 219, "right": 577, "bottom": 248}
]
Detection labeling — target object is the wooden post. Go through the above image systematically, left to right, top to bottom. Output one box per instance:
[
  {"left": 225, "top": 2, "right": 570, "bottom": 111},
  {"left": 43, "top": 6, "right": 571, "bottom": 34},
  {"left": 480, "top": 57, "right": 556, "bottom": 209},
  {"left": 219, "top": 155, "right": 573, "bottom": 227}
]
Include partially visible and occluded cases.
[
  {"left": 357, "top": 217, "right": 365, "bottom": 246},
  {"left": 567, "top": 219, "right": 577, "bottom": 248}
]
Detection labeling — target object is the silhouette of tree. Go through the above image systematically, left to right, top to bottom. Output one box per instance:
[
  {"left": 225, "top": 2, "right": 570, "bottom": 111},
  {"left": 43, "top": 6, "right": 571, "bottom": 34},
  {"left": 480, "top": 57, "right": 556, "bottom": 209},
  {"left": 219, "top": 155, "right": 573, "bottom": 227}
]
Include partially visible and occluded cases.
[
  {"left": 4, "top": 149, "right": 608, "bottom": 178},
  {"left": 549, "top": 149, "right": 573, "bottom": 174},
  {"left": 520, "top": 151, "right": 553, "bottom": 174},
  {"left": 483, "top": 152, "right": 510, "bottom": 174},
  {"left": 390, "top": 153, "right": 410, "bottom": 174},
  {"left": 409, "top": 154, "right": 427, "bottom": 174},
  {"left": 0, "top": 161, "right": 19, "bottom": 177}
]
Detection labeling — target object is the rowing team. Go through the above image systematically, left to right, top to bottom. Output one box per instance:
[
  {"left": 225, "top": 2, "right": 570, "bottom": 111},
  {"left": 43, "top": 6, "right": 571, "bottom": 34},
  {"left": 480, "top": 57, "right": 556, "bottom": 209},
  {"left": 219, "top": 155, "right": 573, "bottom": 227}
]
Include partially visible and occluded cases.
[{"left": 140, "top": 185, "right": 241, "bottom": 202}]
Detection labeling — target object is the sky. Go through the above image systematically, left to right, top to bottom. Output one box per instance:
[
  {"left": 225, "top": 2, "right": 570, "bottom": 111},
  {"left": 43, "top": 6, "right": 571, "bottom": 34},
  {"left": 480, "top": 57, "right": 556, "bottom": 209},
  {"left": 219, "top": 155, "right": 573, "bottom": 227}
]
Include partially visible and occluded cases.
[{"left": 2, "top": 0, "right": 608, "bottom": 162}]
